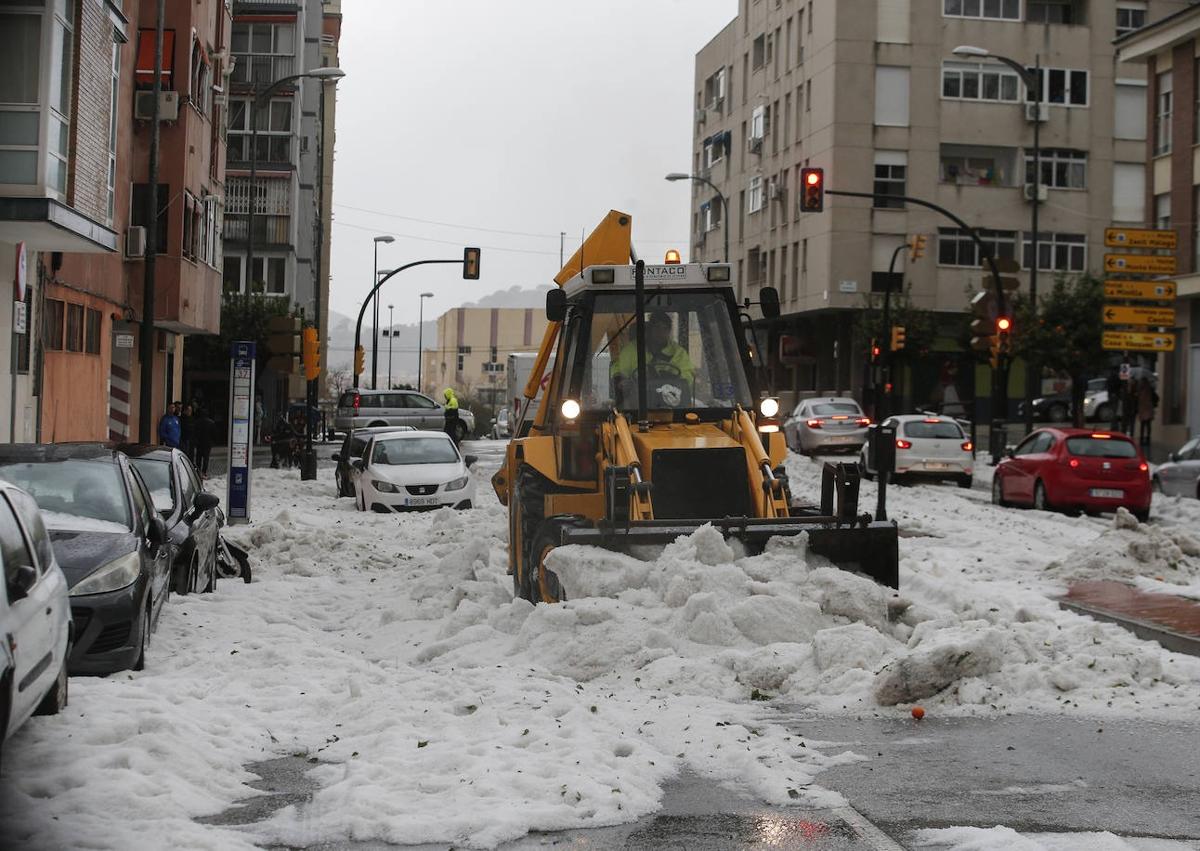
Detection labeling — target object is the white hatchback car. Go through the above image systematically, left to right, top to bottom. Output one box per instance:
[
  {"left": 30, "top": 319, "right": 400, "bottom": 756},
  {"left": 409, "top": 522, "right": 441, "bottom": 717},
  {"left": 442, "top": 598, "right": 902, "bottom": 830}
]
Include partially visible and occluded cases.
[
  {"left": 859, "top": 414, "right": 974, "bottom": 488},
  {"left": 353, "top": 431, "right": 478, "bottom": 512},
  {"left": 1, "top": 480, "right": 71, "bottom": 768}
]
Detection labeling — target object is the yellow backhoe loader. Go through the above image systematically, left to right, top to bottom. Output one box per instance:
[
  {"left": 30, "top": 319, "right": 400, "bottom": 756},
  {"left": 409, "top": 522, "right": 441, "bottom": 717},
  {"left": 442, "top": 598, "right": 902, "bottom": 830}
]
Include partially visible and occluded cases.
[{"left": 492, "top": 211, "right": 897, "bottom": 603}]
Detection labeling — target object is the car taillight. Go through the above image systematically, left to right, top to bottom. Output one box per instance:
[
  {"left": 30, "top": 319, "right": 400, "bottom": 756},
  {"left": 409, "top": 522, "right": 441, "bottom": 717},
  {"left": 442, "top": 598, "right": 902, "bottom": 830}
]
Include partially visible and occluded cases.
[
  {"left": 353, "top": 393, "right": 361, "bottom": 411},
  {"left": 857, "top": 417, "right": 871, "bottom": 426},
  {"left": 806, "top": 418, "right": 823, "bottom": 428},
  {"left": 895, "top": 438, "right": 912, "bottom": 449},
  {"left": 961, "top": 441, "right": 973, "bottom": 452},
  {"left": 1069, "top": 458, "right": 1080, "bottom": 468},
  {"left": 1138, "top": 462, "right": 1149, "bottom": 472}
]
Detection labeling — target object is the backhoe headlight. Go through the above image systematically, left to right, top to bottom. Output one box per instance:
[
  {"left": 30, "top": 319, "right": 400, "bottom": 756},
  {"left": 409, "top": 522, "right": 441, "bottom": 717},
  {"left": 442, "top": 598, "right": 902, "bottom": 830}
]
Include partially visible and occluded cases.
[
  {"left": 759, "top": 397, "right": 780, "bottom": 417},
  {"left": 561, "top": 399, "right": 581, "bottom": 420},
  {"left": 446, "top": 475, "right": 469, "bottom": 491},
  {"left": 372, "top": 479, "right": 399, "bottom": 493},
  {"left": 71, "top": 551, "right": 141, "bottom": 597}
]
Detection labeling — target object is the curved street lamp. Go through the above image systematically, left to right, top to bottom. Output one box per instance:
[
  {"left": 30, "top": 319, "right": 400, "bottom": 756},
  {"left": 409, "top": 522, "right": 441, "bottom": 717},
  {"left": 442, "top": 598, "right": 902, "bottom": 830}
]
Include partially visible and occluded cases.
[
  {"left": 953, "top": 45, "right": 1042, "bottom": 435},
  {"left": 666, "top": 172, "right": 730, "bottom": 263},
  {"left": 372, "top": 237, "right": 395, "bottom": 387},
  {"left": 417, "top": 292, "right": 433, "bottom": 393}
]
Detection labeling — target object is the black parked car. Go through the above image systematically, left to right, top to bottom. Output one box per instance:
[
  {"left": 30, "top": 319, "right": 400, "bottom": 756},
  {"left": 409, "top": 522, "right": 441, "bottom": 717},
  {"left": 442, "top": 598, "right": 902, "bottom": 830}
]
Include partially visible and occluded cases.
[
  {"left": 332, "top": 426, "right": 415, "bottom": 497},
  {"left": 0, "top": 444, "right": 172, "bottom": 675},
  {"left": 120, "top": 445, "right": 221, "bottom": 595}
]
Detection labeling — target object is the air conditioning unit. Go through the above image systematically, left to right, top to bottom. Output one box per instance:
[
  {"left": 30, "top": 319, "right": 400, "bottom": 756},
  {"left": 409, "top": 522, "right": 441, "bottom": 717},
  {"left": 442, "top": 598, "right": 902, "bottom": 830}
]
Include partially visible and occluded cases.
[
  {"left": 134, "top": 90, "right": 180, "bottom": 122},
  {"left": 1025, "top": 102, "right": 1048, "bottom": 123},
  {"left": 696, "top": 107, "right": 707, "bottom": 124},
  {"left": 748, "top": 135, "right": 763, "bottom": 154},
  {"left": 768, "top": 180, "right": 781, "bottom": 200},
  {"left": 1023, "top": 183, "right": 1049, "bottom": 202},
  {"left": 125, "top": 226, "right": 146, "bottom": 259}
]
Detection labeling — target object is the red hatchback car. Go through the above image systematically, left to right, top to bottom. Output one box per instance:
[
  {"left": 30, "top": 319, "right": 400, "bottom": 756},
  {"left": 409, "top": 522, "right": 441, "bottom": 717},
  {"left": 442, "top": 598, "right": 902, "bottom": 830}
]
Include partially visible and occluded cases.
[{"left": 992, "top": 428, "right": 1151, "bottom": 520}]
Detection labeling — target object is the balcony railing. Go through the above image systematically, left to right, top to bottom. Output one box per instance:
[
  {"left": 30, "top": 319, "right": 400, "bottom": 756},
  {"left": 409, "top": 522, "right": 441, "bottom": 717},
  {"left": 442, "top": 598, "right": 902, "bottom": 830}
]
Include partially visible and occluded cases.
[
  {"left": 230, "top": 54, "right": 296, "bottom": 88},
  {"left": 226, "top": 175, "right": 292, "bottom": 216},
  {"left": 223, "top": 214, "right": 291, "bottom": 245}
]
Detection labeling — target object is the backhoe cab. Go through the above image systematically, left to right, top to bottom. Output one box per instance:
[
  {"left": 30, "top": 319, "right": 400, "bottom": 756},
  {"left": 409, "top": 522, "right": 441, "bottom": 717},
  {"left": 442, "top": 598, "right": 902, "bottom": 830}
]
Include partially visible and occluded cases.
[{"left": 493, "top": 211, "right": 897, "bottom": 604}]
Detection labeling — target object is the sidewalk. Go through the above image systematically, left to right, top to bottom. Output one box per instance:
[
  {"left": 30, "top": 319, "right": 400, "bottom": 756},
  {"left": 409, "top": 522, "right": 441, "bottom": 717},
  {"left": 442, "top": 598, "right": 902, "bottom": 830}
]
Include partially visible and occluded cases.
[{"left": 1058, "top": 580, "right": 1200, "bottom": 657}]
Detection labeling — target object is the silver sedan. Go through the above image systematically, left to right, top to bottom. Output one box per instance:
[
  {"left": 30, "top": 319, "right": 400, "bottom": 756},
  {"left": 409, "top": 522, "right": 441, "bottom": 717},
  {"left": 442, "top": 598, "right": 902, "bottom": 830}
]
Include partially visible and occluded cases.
[
  {"left": 783, "top": 397, "right": 870, "bottom": 455},
  {"left": 1153, "top": 437, "right": 1200, "bottom": 499}
]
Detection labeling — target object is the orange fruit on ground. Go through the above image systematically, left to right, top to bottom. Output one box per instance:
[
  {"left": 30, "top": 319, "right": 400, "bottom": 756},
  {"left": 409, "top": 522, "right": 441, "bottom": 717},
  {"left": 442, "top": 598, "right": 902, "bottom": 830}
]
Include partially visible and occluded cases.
[{"left": 911, "top": 706, "right": 925, "bottom": 720}]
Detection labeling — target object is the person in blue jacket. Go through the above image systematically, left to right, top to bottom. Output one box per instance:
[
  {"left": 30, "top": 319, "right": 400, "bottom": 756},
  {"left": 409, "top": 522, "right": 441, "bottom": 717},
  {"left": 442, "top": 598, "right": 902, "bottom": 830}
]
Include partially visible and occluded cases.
[{"left": 158, "top": 401, "right": 181, "bottom": 448}]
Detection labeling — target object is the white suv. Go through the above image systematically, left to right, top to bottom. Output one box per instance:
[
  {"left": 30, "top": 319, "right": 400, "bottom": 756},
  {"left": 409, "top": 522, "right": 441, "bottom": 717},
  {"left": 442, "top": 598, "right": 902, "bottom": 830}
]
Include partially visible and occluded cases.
[{"left": 1, "top": 480, "right": 71, "bottom": 769}]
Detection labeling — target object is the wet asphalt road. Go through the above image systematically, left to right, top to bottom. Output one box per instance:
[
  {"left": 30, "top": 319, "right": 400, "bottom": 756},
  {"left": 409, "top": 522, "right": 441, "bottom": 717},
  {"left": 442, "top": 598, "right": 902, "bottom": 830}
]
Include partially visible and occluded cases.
[{"left": 202, "top": 713, "right": 1200, "bottom": 850}]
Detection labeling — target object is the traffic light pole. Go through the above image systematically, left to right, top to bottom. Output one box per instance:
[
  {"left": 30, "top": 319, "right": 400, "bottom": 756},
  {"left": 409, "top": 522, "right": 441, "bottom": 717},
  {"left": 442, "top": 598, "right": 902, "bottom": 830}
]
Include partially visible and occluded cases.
[
  {"left": 827, "top": 189, "right": 1010, "bottom": 463},
  {"left": 880, "top": 242, "right": 908, "bottom": 420},
  {"left": 352, "top": 259, "right": 463, "bottom": 389}
]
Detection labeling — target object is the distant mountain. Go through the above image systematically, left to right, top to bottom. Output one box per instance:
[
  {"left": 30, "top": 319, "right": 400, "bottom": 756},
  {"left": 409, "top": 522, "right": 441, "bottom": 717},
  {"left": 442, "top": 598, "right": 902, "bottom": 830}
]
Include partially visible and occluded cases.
[{"left": 325, "top": 285, "right": 552, "bottom": 383}]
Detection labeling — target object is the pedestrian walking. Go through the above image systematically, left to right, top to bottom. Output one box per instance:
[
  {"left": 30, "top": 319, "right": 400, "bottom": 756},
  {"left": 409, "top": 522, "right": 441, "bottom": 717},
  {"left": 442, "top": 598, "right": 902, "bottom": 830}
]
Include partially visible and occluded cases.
[
  {"left": 1136, "top": 377, "right": 1157, "bottom": 449},
  {"left": 1120, "top": 379, "right": 1137, "bottom": 436},
  {"left": 443, "top": 387, "right": 462, "bottom": 445},
  {"left": 254, "top": 394, "right": 265, "bottom": 445},
  {"left": 158, "top": 402, "right": 181, "bottom": 448},
  {"left": 179, "top": 403, "right": 195, "bottom": 460},
  {"left": 193, "top": 407, "right": 214, "bottom": 478}
]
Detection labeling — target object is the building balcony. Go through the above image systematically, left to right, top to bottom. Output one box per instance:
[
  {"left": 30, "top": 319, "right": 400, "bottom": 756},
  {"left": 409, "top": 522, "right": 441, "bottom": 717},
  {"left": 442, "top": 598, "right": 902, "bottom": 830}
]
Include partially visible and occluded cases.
[
  {"left": 233, "top": 0, "right": 301, "bottom": 12},
  {"left": 229, "top": 54, "right": 297, "bottom": 90},
  {"left": 222, "top": 214, "right": 292, "bottom": 248}
]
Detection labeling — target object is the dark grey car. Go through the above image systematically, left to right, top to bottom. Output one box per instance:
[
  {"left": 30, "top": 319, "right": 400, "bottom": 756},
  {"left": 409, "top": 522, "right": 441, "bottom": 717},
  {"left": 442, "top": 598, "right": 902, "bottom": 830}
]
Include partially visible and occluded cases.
[
  {"left": 0, "top": 444, "right": 172, "bottom": 675},
  {"left": 121, "top": 445, "right": 222, "bottom": 595}
]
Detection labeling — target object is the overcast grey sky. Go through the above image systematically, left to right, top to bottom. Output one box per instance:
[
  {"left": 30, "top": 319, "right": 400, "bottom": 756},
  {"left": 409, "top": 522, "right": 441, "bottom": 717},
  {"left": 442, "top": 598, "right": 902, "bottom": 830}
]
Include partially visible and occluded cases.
[{"left": 327, "top": 0, "right": 735, "bottom": 327}]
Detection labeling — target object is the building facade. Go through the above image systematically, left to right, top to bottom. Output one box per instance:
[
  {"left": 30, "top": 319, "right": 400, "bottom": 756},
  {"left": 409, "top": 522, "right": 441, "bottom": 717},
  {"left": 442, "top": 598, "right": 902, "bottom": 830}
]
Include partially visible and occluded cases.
[
  {"left": 1, "top": 0, "right": 232, "bottom": 443},
  {"left": 689, "top": 0, "right": 1185, "bottom": 416},
  {"left": 1118, "top": 5, "right": 1200, "bottom": 443},
  {"left": 421, "top": 307, "right": 547, "bottom": 404}
]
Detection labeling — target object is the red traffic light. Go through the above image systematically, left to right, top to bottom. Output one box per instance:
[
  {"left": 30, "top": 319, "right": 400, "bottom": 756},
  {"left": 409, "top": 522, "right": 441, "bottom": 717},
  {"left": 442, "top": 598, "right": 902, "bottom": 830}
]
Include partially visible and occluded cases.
[
  {"left": 800, "top": 167, "right": 824, "bottom": 212},
  {"left": 996, "top": 316, "right": 1012, "bottom": 332}
]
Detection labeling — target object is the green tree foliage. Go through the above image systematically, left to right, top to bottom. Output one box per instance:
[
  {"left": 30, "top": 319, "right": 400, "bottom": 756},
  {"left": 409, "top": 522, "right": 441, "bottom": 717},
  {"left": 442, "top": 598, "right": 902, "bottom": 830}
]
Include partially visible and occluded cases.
[
  {"left": 854, "top": 285, "right": 939, "bottom": 356},
  {"left": 186, "top": 294, "right": 294, "bottom": 377}
]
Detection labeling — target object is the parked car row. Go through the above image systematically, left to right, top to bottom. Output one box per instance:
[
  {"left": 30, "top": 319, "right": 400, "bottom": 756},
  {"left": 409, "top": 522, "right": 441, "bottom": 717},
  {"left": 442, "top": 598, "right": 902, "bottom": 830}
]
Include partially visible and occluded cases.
[
  {"left": 333, "top": 427, "right": 477, "bottom": 512},
  {"left": 1, "top": 442, "right": 231, "bottom": 769}
]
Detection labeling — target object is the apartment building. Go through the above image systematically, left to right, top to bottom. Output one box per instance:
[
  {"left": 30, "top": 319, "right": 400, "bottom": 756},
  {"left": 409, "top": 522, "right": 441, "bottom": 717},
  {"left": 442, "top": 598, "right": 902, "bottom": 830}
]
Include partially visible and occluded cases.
[
  {"left": 1, "top": 0, "right": 231, "bottom": 442},
  {"left": 223, "top": 0, "right": 336, "bottom": 405},
  {"left": 318, "top": 0, "right": 341, "bottom": 392},
  {"left": 689, "top": 0, "right": 1185, "bottom": 416},
  {"left": 1117, "top": 5, "right": 1200, "bottom": 442},
  {"left": 421, "top": 307, "right": 548, "bottom": 404}
]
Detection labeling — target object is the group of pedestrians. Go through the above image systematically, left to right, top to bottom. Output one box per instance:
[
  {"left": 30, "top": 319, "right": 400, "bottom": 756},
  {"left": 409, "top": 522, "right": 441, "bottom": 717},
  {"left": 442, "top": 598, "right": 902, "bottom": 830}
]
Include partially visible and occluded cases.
[
  {"left": 1105, "top": 367, "right": 1159, "bottom": 449},
  {"left": 157, "top": 401, "right": 215, "bottom": 477}
]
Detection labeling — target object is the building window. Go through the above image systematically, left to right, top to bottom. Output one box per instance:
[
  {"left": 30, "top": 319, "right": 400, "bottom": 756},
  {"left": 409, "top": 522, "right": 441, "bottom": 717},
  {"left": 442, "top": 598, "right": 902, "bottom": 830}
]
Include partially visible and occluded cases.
[
  {"left": 943, "top": 0, "right": 1020, "bottom": 21},
  {"left": 1026, "top": 1, "right": 1081, "bottom": 25},
  {"left": 1115, "top": 3, "right": 1146, "bottom": 36},
  {"left": 0, "top": 11, "right": 41, "bottom": 185},
  {"left": 230, "top": 22, "right": 295, "bottom": 86},
  {"left": 752, "top": 34, "right": 766, "bottom": 69},
  {"left": 190, "top": 39, "right": 211, "bottom": 116},
  {"left": 106, "top": 40, "right": 120, "bottom": 223},
  {"left": 942, "top": 61, "right": 1021, "bottom": 103},
  {"left": 703, "top": 66, "right": 726, "bottom": 108},
  {"left": 875, "top": 66, "right": 910, "bottom": 126},
  {"left": 1027, "top": 67, "right": 1089, "bottom": 106},
  {"left": 1154, "top": 71, "right": 1172, "bottom": 155},
  {"left": 1114, "top": 81, "right": 1147, "bottom": 141},
  {"left": 227, "top": 98, "right": 292, "bottom": 164},
  {"left": 749, "top": 105, "right": 766, "bottom": 143},
  {"left": 703, "top": 131, "right": 730, "bottom": 168},
  {"left": 940, "top": 144, "right": 1016, "bottom": 186},
  {"left": 1026, "top": 149, "right": 1086, "bottom": 190},
  {"left": 873, "top": 152, "right": 907, "bottom": 208},
  {"left": 1111, "top": 163, "right": 1145, "bottom": 223},
  {"left": 748, "top": 176, "right": 764, "bottom": 213},
  {"left": 131, "top": 183, "right": 170, "bottom": 254},
  {"left": 1154, "top": 193, "right": 1170, "bottom": 229},
  {"left": 702, "top": 199, "right": 722, "bottom": 232},
  {"left": 937, "top": 228, "right": 1017, "bottom": 267},
  {"left": 1023, "top": 232, "right": 1087, "bottom": 272},
  {"left": 44, "top": 299, "right": 65, "bottom": 351},
  {"left": 65, "top": 303, "right": 84, "bottom": 352},
  {"left": 85, "top": 308, "right": 101, "bottom": 355}
]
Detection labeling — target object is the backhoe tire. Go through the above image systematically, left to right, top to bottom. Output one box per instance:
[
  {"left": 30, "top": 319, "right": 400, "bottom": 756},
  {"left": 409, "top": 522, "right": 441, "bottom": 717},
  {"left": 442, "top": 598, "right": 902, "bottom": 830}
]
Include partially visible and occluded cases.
[
  {"left": 514, "top": 464, "right": 552, "bottom": 603},
  {"left": 529, "top": 517, "right": 589, "bottom": 604}
]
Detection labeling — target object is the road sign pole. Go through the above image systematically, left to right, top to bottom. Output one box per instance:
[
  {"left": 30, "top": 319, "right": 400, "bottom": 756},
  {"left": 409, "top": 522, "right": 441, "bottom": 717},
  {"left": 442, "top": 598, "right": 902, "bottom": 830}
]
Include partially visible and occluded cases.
[{"left": 227, "top": 341, "right": 256, "bottom": 525}]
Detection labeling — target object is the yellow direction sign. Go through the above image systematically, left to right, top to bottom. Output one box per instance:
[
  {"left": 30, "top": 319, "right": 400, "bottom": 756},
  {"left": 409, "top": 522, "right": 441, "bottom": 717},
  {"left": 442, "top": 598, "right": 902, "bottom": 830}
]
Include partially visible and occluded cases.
[
  {"left": 1104, "top": 227, "right": 1177, "bottom": 250},
  {"left": 1103, "top": 253, "right": 1177, "bottom": 274},
  {"left": 1104, "top": 280, "right": 1177, "bottom": 301},
  {"left": 1102, "top": 305, "right": 1176, "bottom": 326},
  {"left": 1102, "top": 331, "right": 1176, "bottom": 352}
]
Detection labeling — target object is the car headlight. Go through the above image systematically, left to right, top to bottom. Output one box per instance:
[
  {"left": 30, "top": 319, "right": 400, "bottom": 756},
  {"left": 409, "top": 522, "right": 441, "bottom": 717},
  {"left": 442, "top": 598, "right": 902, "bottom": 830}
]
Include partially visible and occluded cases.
[
  {"left": 759, "top": 397, "right": 780, "bottom": 417},
  {"left": 446, "top": 475, "right": 469, "bottom": 491},
  {"left": 371, "top": 479, "right": 399, "bottom": 493},
  {"left": 70, "top": 551, "right": 141, "bottom": 597}
]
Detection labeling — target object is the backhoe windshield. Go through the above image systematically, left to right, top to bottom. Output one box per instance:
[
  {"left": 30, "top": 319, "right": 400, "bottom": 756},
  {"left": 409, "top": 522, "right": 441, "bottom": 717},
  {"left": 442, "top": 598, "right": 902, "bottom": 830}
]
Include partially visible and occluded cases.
[{"left": 572, "top": 291, "right": 752, "bottom": 413}]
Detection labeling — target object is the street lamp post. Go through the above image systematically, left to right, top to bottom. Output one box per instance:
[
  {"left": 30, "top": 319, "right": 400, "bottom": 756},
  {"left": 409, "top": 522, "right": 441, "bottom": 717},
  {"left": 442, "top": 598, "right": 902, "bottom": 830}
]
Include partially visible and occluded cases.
[
  {"left": 954, "top": 45, "right": 1041, "bottom": 435},
  {"left": 245, "top": 66, "right": 344, "bottom": 302},
  {"left": 665, "top": 172, "right": 729, "bottom": 263},
  {"left": 372, "top": 236, "right": 395, "bottom": 389},
  {"left": 417, "top": 291, "right": 432, "bottom": 393},
  {"left": 387, "top": 304, "right": 394, "bottom": 390}
]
